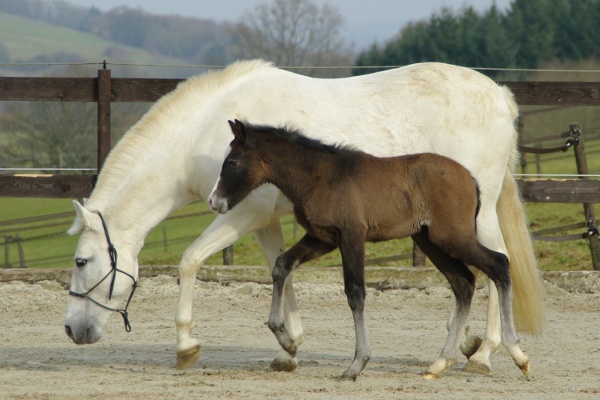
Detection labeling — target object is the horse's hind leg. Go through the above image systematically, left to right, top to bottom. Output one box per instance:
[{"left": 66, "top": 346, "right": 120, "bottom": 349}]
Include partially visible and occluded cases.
[
  {"left": 254, "top": 221, "right": 303, "bottom": 372},
  {"left": 412, "top": 231, "right": 476, "bottom": 379},
  {"left": 268, "top": 234, "right": 335, "bottom": 358}
]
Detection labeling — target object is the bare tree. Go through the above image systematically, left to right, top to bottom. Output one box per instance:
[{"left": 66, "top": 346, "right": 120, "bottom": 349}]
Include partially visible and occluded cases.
[
  {"left": 231, "top": 0, "right": 354, "bottom": 77},
  {"left": 0, "top": 65, "right": 149, "bottom": 172},
  {"left": 0, "top": 100, "right": 96, "bottom": 171}
]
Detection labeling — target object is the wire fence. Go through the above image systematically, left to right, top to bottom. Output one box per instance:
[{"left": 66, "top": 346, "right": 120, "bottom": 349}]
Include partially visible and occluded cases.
[{"left": 4, "top": 60, "right": 600, "bottom": 74}]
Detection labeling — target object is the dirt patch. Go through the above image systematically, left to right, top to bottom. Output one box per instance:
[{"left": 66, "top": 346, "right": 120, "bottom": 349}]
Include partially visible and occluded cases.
[{"left": 1, "top": 274, "right": 599, "bottom": 399}]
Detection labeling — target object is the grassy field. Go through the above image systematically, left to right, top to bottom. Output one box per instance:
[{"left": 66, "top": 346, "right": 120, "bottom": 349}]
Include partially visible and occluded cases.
[
  {"left": 0, "top": 11, "right": 186, "bottom": 71},
  {"left": 1, "top": 133, "right": 598, "bottom": 272}
]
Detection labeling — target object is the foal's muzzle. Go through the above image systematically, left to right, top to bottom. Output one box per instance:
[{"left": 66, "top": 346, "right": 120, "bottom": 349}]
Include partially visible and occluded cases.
[{"left": 208, "top": 194, "right": 229, "bottom": 214}]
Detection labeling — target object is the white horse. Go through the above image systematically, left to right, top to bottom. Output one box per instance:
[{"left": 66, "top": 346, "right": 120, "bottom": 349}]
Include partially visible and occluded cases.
[{"left": 64, "top": 60, "right": 545, "bottom": 375}]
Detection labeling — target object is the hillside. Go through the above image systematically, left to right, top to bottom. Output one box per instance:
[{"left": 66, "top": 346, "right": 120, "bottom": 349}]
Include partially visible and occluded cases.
[{"left": 0, "top": 11, "right": 189, "bottom": 75}]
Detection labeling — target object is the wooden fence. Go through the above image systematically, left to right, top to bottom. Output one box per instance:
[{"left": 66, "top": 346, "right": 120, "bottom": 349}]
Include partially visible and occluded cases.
[{"left": 0, "top": 69, "right": 599, "bottom": 268}]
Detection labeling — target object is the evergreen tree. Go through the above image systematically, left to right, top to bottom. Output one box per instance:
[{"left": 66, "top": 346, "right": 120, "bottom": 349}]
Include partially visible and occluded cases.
[{"left": 353, "top": 0, "right": 600, "bottom": 77}]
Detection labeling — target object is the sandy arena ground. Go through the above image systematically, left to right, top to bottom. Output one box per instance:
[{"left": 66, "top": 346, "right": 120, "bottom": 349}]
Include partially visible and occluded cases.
[{"left": 1, "top": 272, "right": 599, "bottom": 399}]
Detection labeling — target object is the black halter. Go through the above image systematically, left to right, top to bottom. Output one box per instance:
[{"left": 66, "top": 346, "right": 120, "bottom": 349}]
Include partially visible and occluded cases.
[{"left": 68, "top": 212, "right": 138, "bottom": 332}]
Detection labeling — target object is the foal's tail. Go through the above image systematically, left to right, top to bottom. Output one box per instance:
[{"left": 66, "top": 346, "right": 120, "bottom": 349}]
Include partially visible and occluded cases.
[{"left": 497, "top": 86, "right": 546, "bottom": 335}]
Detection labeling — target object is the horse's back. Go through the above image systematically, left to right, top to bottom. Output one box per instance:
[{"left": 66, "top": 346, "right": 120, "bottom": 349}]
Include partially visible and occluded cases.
[{"left": 229, "top": 62, "right": 515, "bottom": 174}]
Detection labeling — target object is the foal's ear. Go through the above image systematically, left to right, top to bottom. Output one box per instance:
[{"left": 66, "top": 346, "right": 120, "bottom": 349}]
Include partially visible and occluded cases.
[{"left": 228, "top": 119, "right": 247, "bottom": 144}]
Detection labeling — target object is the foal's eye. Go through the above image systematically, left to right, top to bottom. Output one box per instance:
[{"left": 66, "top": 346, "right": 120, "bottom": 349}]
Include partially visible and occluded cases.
[
  {"left": 228, "top": 159, "right": 239, "bottom": 168},
  {"left": 75, "top": 258, "right": 88, "bottom": 268}
]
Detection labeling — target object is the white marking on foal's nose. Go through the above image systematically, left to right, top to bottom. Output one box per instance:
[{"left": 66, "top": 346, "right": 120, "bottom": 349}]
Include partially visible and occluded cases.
[{"left": 207, "top": 194, "right": 228, "bottom": 214}]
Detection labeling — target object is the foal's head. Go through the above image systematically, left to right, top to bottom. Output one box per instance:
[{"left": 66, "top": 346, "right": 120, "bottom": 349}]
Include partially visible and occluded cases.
[{"left": 208, "top": 120, "right": 267, "bottom": 214}]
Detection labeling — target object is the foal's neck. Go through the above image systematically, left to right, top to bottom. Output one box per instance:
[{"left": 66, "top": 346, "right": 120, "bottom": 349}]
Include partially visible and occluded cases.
[{"left": 262, "top": 139, "right": 342, "bottom": 204}]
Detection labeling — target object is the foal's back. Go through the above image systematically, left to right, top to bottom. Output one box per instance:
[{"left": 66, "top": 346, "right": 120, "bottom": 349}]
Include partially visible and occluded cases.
[{"left": 309, "top": 152, "right": 479, "bottom": 243}]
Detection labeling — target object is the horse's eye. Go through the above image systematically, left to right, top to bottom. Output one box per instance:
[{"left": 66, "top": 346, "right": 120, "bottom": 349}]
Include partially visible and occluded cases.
[
  {"left": 228, "top": 159, "right": 239, "bottom": 168},
  {"left": 75, "top": 258, "right": 88, "bottom": 268}
]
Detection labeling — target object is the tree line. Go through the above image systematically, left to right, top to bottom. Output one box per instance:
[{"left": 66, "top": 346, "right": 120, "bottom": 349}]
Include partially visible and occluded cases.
[{"left": 354, "top": 0, "right": 600, "bottom": 77}]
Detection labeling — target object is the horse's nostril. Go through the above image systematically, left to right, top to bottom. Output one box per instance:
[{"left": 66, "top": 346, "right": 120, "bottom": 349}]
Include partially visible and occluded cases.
[{"left": 65, "top": 325, "right": 73, "bottom": 338}]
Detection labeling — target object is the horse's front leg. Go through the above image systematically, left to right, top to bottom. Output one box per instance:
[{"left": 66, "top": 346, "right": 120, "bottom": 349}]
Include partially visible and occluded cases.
[
  {"left": 176, "top": 205, "right": 276, "bottom": 369},
  {"left": 253, "top": 221, "right": 303, "bottom": 372},
  {"left": 268, "top": 234, "right": 335, "bottom": 358},
  {"left": 338, "top": 234, "right": 370, "bottom": 381}
]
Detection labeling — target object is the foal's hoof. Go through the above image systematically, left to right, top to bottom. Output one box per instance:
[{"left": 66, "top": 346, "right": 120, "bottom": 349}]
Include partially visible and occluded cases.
[
  {"left": 176, "top": 344, "right": 201, "bottom": 370},
  {"left": 270, "top": 357, "right": 298, "bottom": 372},
  {"left": 463, "top": 359, "right": 491, "bottom": 375},
  {"left": 338, "top": 371, "right": 359, "bottom": 382},
  {"left": 422, "top": 372, "right": 441, "bottom": 380}
]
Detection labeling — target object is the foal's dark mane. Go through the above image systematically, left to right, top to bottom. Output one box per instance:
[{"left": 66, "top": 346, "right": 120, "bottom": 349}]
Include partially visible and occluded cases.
[{"left": 247, "top": 123, "right": 359, "bottom": 156}]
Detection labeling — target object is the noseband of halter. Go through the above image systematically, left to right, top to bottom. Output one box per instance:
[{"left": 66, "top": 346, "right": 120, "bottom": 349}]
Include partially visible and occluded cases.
[{"left": 68, "top": 211, "right": 138, "bottom": 332}]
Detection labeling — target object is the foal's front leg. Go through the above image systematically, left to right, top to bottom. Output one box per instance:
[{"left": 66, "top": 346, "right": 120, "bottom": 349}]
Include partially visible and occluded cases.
[
  {"left": 268, "top": 234, "right": 335, "bottom": 357},
  {"left": 338, "top": 234, "right": 370, "bottom": 381}
]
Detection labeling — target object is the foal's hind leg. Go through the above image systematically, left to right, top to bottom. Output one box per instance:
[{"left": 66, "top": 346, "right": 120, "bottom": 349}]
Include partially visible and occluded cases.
[
  {"left": 412, "top": 231, "right": 476, "bottom": 379},
  {"left": 338, "top": 232, "right": 371, "bottom": 381},
  {"left": 268, "top": 234, "right": 335, "bottom": 358},
  {"left": 441, "top": 234, "right": 530, "bottom": 377},
  {"left": 464, "top": 246, "right": 530, "bottom": 376}
]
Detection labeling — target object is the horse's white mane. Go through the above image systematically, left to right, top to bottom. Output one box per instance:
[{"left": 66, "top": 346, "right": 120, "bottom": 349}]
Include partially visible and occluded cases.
[{"left": 88, "top": 59, "right": 275, "bottom": 211}]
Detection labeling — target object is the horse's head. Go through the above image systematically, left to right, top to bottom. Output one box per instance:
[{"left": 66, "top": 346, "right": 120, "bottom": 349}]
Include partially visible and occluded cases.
[
  {"left": 208, "top": 119, "right": 266, "bottom": 214},
  {"left": 64, "top": 200, "right": 138, "bottom": 345}
]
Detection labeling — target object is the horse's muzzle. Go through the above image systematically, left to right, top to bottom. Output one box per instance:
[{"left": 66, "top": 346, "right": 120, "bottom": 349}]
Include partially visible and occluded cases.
[{"left": 64, "top": 323, "right": 102, "bottom": 344}]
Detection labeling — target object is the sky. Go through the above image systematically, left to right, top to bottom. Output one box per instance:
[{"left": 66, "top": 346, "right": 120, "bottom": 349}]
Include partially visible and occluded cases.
[{"left": 65, "top": 0, "right": 513, "bottom": 48}]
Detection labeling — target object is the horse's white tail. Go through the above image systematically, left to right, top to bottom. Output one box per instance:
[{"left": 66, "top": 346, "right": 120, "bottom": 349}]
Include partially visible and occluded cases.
[{"left": 498, "top": 86, "right": 546, "bottom": 335}]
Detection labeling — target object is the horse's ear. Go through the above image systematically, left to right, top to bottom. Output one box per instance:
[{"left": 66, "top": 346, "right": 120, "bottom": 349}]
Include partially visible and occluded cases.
[
  {"left": 228, "top": 119, "right": 247, "bottom": 143},
  {"left": 67, "top": 200, "right": 98, "bottom": 235}
]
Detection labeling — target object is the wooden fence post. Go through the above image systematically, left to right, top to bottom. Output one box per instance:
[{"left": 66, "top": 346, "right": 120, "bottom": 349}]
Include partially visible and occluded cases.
[
  {"left": 97, "top": 67, "right": 111, "bottom": 171},
  {"left": 519, "top": 118, "right": 527, "bottom": 174},
  {"left": 571, "top": 123, "right": 599, "bottom": 270},
  {"left": 15, "top": 234, "right": 27, "bottom": 268},
  {"left": 3, "top": 236, "right": 11, "bottom": 268}
]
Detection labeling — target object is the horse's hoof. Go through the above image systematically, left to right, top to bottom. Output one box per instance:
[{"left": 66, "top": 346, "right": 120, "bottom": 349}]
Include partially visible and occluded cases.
[
  {"left": 461, "top": 335, "right": 483, "bottom": 359},
  {"left": 176, "top": 344, "right": 201, "bottom": 370},
  {"left": 270, "top": 358, "right": 298, "bottom": 372},
  {"left": 463, "top": 359, "right": 491, "bottom": 375},
  {"left": 518, "top": 360, "right": 530, "bottom": 375},
  {"left": 423, "top": 372, "right": 441, "bottom": 379}
]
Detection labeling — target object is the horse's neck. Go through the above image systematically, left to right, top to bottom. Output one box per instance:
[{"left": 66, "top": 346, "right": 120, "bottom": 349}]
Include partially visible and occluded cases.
[{"left": 88, "top": 151, "right": 196, "bottom": 252}]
